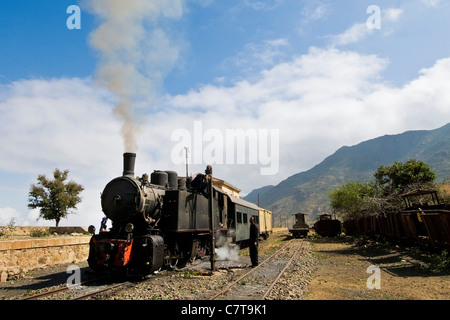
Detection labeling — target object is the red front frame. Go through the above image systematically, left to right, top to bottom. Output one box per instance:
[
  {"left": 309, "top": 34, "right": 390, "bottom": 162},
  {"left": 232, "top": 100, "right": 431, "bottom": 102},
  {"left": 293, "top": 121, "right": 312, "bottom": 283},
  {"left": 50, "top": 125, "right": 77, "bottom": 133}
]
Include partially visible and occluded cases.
[{"left": 94, "top": 238, "right": 134, "bottom": 268}]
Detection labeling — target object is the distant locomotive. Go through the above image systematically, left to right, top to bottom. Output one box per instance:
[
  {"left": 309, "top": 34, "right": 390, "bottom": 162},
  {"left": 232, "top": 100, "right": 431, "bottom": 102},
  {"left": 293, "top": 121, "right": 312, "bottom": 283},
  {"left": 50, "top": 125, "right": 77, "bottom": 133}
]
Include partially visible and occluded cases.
[
  {"left": 87, "top": 153, "right": 272, "bottom": 275},
  {"left": 289, "top": 213, "right": 310, "bottom": 238},
  {"left": 314, "top": 213, "right": 341, "bottom": 237}
]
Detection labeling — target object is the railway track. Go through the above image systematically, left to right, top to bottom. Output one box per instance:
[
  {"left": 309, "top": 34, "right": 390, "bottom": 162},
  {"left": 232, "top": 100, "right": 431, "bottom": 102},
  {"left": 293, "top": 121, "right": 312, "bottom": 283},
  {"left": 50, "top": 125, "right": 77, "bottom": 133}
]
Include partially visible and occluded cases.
[
  {"left": 13, "top": 233, "right": 306, "bottom": 301},
  {"left": 209, "top": 238, "right": 304, "bottom": 300},
  {"left": 18, "top": 275, "right": 130, "bottom": 300},
  {"left": 71, "top": 282, "right": 128, "bottom": 300},
  {"left": 19, "top": 284, "right": 72, "bottom": 300}
]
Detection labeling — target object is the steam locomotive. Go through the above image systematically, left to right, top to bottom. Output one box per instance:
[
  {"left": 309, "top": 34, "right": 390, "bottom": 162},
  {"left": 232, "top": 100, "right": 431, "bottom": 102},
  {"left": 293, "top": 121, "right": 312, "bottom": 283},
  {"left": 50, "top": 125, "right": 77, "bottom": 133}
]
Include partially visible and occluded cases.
[{"left": 87, "top": 153, "right": 271, "bottom": 275}]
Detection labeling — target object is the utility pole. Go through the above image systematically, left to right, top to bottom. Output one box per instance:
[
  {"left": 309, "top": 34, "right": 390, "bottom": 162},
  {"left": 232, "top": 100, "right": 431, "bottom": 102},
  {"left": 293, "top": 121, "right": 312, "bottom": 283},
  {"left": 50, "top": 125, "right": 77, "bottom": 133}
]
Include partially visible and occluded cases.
[
  {"left": 184, "top": 146, "right": 189, "bottom": 178},
  {"left": 206, "top": 165, "right": 215, "bottom": 272}
]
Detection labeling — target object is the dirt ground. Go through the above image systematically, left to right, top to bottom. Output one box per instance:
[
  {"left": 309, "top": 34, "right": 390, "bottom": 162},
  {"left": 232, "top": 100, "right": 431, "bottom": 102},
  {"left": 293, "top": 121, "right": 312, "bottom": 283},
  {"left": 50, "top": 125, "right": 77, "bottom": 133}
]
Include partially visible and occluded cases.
[{"left": 303, "top": 236, "right": 450, "bottom": 300}]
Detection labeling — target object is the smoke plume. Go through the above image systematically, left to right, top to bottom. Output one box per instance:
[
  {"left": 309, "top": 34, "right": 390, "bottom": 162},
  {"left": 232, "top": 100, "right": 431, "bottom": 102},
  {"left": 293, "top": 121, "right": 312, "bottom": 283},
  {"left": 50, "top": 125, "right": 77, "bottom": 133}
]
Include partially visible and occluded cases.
[
  {"left": 85, "top": 0, "right": 184, "bottom": 152},
  {"left": 215, "top": 230, "right": 240, "bottom": 261},
  {"left": 216, "top": 244, "right": 240, "bottom": 261}
]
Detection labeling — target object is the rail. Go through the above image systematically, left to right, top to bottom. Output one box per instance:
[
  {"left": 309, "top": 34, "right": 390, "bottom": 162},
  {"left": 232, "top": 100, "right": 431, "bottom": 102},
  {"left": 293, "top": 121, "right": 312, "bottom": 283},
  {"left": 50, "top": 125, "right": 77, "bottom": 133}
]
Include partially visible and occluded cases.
[
  {"left": 209, "top": 239, "right": 304, "bottom": 300},
  {"left": 261, "top": 240, "right": 304, "bottom": 299},
  {"left": 18, "top": 275, "right": 111, "bottom": 300}
]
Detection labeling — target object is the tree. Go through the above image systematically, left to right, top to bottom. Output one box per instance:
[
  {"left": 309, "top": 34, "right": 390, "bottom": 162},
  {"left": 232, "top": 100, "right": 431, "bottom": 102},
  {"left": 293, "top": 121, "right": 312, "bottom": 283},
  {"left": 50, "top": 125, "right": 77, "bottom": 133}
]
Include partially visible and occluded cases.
[
  {"left": 329, "top": 159, "right": 437, "bottom": 220},
  {"left": 374, "top": 159, "right": 436, "bottom": 195},
  {"left": 28, "top": 169, "right": 84, "bottom": 227},
  {"left": 329, "top": 181, "right": 375, "bottom": 220}
]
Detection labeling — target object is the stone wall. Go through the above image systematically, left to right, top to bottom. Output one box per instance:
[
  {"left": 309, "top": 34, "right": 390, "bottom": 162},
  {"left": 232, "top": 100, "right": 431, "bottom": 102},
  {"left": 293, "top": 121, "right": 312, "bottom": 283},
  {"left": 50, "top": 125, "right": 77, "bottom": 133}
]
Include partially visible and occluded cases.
[
  {"left": 0, "top": 226, "right": 90, "bottom": 237},
  {"left": 0, "top": 230, "right": 92, "bottom": 282}
]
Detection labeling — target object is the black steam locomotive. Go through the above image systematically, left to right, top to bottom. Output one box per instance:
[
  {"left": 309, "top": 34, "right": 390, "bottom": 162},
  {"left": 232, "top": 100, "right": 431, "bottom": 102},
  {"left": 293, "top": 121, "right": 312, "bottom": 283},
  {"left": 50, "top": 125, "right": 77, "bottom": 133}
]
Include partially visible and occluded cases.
[{"left": 87, "top": 153, "right": 265, "bottom": 275}]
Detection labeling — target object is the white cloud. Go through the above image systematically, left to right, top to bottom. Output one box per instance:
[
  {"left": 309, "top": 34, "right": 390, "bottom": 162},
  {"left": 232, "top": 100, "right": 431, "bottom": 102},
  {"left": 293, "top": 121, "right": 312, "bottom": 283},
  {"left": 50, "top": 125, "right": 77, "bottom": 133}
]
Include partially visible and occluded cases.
[
  {"left": 244, "top": 0, "right": 284, "bottom": 11},
  {"left": 420, "top": 0, "right": 443, "bottom": 7},
  {"left": 297, "top": 3, "right": 329, "bottom": 35},
  {"left": 301, "top": 3, "right": 329, "bottom": 23},
  {"left": 329, "top": 6, "right": 403, "bottom": 47},
  {"left": 384, "top": 8, "right": 403, "bottom": 22},
  {"left": 329, "top": 23, "right": 374, "bottom": 47},
  {"left": 222, "top": 38, "right": 289, "bottom": 76},
  {"left": 167, "top": 47, "right": 450, "bottom": 189},
  {"left": 0, "top": 77, "right": 125, "bottom": 227},
  {"left": 0, "top": 77, "right": 122, "bottom": 176},
  {"left": 0, "top": 207, "right": 22, "bottom": 226}
]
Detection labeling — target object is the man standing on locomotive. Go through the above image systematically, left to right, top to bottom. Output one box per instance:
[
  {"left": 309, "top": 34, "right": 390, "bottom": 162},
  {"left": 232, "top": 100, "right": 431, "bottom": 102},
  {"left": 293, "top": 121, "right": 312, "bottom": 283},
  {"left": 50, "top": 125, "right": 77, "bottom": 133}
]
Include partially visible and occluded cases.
[{"left": 249, "top": 216, "right": 259, "bottom": 267}]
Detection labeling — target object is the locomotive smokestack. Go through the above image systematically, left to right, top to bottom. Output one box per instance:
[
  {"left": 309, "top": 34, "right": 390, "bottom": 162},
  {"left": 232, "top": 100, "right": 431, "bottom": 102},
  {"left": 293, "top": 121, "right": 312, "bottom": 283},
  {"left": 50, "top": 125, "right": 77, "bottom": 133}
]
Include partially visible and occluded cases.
[{"left": 123, "top": 152, "right": 136, "bottom": 177}]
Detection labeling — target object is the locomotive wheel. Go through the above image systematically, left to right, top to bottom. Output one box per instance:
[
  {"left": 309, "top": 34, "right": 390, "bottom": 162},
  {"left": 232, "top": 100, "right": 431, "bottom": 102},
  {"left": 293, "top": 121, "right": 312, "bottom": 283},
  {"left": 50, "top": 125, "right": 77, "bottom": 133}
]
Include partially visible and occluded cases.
[
  {"left": 168, "top": 253, "right": 178, "bottom": 269},
  {"left": 169, "top": 258, "right": 178, "bottom": 269}
]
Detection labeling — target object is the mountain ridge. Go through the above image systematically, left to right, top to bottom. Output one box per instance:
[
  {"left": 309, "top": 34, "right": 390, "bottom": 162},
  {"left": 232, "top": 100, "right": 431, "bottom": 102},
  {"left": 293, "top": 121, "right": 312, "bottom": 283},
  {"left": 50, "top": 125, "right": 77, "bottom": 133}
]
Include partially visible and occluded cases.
[{"left": 244, "top": 123, "right": 450, "bottom": 224}]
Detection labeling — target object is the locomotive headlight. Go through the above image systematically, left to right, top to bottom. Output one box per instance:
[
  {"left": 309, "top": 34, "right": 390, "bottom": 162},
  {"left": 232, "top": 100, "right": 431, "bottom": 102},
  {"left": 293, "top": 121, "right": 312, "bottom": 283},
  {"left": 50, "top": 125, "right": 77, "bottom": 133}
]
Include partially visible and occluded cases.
[
  {"left": 125, "top": 223, "right": 134, "bottom": 233},
  {"left": 88, "top": 225, "right": 96, "bottom": 234}
]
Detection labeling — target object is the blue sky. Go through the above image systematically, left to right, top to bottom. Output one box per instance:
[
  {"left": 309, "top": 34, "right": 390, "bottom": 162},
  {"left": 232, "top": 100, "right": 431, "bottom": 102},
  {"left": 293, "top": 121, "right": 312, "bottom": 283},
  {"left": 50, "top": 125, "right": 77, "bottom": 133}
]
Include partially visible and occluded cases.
[
  {"left": 1, "top": 0, "right": 450, "bottom": 227},
  {"left": 3, "top": 0, "right": 449, "bottom": 90}
]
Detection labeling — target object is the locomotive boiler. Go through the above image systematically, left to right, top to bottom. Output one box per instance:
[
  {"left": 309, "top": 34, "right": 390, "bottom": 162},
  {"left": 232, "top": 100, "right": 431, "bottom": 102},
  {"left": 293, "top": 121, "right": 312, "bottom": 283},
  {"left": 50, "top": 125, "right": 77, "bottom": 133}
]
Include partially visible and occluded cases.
[{"left": 87, "top": 153, "right": 227, "bottom": 275}]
